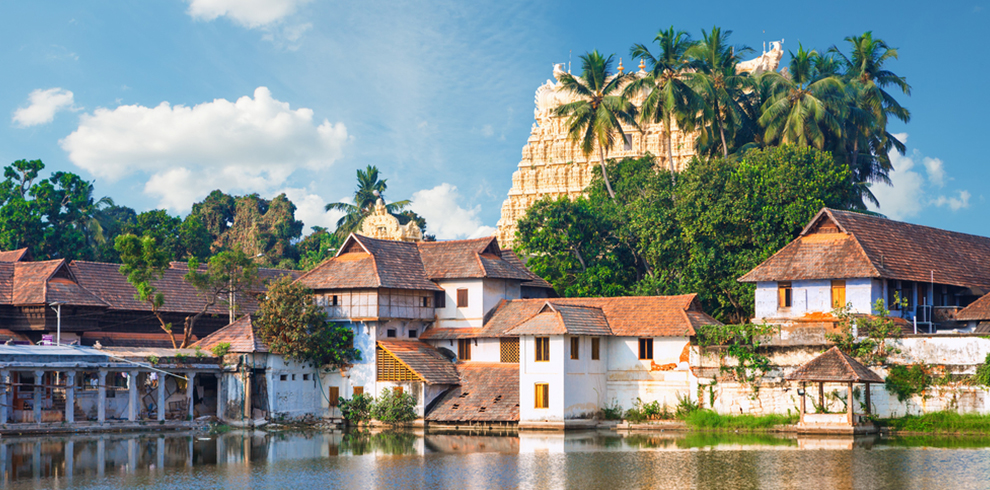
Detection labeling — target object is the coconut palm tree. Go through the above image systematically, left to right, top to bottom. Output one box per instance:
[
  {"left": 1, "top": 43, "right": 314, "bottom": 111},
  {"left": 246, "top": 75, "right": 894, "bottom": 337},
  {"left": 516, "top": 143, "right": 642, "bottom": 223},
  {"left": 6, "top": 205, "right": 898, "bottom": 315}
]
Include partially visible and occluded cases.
[
  {"left": 626, "top": 27, "right": 699, "bottom": 184},
  {"left": 686, "top": 27, "right": 752, "bottom": 157},
  {"left": 831, "top": 31, "right": 911, "bottom": 128},
  {"left": 758, "top": 45, "right": 845, "bottom": 149},
  {"left": 553, "top": 50, "right": 639, "bottom": 199},
  {"left": 325, "top": 165, "right": 411, "bottom": 237}
]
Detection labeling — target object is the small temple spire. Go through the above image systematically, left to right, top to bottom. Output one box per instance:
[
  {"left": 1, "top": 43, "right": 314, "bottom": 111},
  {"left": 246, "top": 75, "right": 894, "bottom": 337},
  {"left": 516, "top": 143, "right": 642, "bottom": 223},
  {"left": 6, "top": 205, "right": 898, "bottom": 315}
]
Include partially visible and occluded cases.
[
  {"left": 617, "top": 58, "right": 624, "bottom": 74},
  {"left": 638, "top": 58, "right": 646, "bottom": 73}
]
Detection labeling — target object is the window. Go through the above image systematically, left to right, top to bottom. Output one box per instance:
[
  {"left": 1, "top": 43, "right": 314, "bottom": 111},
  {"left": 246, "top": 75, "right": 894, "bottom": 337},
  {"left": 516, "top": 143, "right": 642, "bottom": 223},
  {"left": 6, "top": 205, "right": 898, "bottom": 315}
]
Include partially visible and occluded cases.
[
  {"left": 623, "top": 134, "right": 633, "bottom": 151},
  {"left": 831, "top": 280, "right": 846, "bottom": 309},
  {"left": 888, "top": 280, "right": 913, "bottom": 309},
  {"left": 778, "top": 282, "right": 793, "bottom": 308},
  {"left": 457, "top": 289, "right": 469, "bottom": 308},
  {"left": 435, "top": 291, "right": 446, "bottom": 308},
  {"left": 331, "top": 295, "right": 339, "bottom": 306},
  {"left": 422, "top": 296, "right": 431, "bottom": 307},
  {"left": 387, "top": 329, "right": 396, "bottom": 338},
  {"left": 408, "top": 329, "right": 418, "bottom": 338},
  {"left": 500, "top": 337, "right": 520, "bottom": 363},
  {"left": 535, "top": 337, "right": 550, "bottom": 362},
  {"left": 570, "top": 337, "right": 580, "bottom": 360},
  {"left": 591, "top": 337, "right": 600, "bottom": 360},
  {"left": 638, "top": 338, "right": 654, "bottom": 360},
  {"left": 458, "top": 339, "right": 472, "bottom": 360},
  {"left": 280, "top": 374, "right": 287, "bottom": 381},
  {"left": 291, "top": 374, "right": 296, "bottom": 380},
  {"left": 303, "top": 374, "right": 310, "bottom": 381},
  {"left": 535, "top": 383, "right": 549, "bottom": 409},
  {"left": 329, "top": 386, "right": 340, "bottom": 406},
  {"left": 353, "top": 386, "right": 364, "bottom": 396},
  {"left": 394, "top": 386, "right": 404, "bottom": 395}
]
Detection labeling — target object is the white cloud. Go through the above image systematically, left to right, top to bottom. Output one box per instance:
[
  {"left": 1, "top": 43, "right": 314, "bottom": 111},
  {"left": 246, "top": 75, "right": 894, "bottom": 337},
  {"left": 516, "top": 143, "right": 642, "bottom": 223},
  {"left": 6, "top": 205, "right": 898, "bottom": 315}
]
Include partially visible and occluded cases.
[
  {"left": 185, "top": 0, "right": 311, "bottom": 28},
  {"left": 60, "top": 86, "right": 348, "bottom": 213},
  {"left": 12, "top": 88, "right": 77, "bottom": 127},
  {"left": 869, "top": 134, "right": 970, "bottom": 219},
  {"left": 410, "top": 183, "right": 496, "bottom": 240},
  {"left": 280, "top": 187, "right": 348, "bottom": 232}
]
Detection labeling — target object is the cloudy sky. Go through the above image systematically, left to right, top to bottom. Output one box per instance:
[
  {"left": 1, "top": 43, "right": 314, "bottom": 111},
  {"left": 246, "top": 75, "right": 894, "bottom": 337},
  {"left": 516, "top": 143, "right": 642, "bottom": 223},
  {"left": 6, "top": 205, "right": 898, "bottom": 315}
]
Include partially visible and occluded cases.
[{"left": 2, "top": 1, "right": 988, "bottom": 239}]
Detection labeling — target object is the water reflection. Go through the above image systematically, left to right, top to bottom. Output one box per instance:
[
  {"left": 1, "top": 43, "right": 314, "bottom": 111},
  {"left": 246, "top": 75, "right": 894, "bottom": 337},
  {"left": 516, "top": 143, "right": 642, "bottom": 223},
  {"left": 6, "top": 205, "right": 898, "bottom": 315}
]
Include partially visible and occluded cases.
[{"left": 2, "top": 429, "right": 990, "bottom": 489}]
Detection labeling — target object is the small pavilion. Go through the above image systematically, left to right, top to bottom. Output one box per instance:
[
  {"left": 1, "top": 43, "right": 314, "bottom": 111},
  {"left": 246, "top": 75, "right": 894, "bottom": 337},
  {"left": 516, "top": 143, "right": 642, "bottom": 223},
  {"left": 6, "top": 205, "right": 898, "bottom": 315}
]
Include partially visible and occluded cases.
[{"left": 785, "top": 346, "right": 884, "bottom": 432}]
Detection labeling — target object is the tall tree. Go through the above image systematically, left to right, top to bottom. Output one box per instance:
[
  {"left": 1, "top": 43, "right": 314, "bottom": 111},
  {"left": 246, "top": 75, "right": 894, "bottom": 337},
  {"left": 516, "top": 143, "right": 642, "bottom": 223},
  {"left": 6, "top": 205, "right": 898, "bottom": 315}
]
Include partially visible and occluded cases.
[
  {"left": 627, "top": 26, "right": 699, "bottom": 184},
  {"left": 687, "top": 27, "right": 752, "bottom": 157},
  {"left": 759, "top": 45, "right": 845, "bottom": 149},
  {"left": 553, "top": 50, "right": 639, "bottom": 199},
  {"left": 324, "top": 165, "right": 412, "bottom": 237},
  {"left": 115, "top": 234, "right": 178, "bottom": 348},
  {"left": 184, "top": 249, "right": 260, "bottom": 346}
]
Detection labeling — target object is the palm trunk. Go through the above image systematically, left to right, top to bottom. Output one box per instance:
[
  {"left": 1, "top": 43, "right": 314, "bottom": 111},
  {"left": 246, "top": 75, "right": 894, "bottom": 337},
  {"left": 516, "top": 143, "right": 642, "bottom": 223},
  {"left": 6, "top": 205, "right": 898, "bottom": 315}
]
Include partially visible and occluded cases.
[
  {"left": 665, "top": 113, "right": 676, "bottom": 186},
  {"left": 718, "top": 117, "right": 729, "bottom": 158},
  {"left": 850, "top": 137, "right": 859, "bottom": 171},
  {"left": 599, "top": 146, "right": 616, "bottom": 199}
]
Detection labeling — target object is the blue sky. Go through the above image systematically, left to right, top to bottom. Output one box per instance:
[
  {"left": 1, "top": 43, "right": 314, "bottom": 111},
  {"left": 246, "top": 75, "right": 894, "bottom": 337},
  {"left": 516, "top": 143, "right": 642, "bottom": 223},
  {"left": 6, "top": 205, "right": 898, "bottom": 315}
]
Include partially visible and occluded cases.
[{"left": 1, "top": 0, "right": 987, "bottom": 239}]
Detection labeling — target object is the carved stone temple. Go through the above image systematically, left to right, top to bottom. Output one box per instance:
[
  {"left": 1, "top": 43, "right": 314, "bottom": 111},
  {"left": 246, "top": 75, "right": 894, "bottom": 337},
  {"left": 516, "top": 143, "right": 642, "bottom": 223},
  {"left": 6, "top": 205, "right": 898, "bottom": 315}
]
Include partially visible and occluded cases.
[{"left": 494, "top": 42, "right": 784, "bottom": 246}]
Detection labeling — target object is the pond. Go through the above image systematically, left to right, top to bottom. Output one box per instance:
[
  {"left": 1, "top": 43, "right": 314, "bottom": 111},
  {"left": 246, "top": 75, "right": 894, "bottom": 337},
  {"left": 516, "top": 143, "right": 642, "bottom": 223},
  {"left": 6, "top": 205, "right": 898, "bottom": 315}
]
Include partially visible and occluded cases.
[{"left": 3, "top": 429, "right": 990, "bottom": 489}]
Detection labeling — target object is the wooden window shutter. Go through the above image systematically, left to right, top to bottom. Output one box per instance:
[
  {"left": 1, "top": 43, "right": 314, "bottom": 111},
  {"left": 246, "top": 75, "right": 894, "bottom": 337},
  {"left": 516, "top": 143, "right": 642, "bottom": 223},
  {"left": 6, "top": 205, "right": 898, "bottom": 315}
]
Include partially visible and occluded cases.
[
  {"left": 831, "top": 280, "right": 846, "bottom": 309},
  {"left": 778, "top": 282, "right": 792, "bottom": 308},
  {"left": 457, "top": 289, "right": 469, "bottom": 307},
  {"left": 435, "top": 291, "right": 446, "bottom": 308},
  {"left": 535, "top": 337, "right": 549, "bottom": 362},
  {"left": 570, "top": 337, "right": 579, "bottom": 360},
  {"left": 591, "top": 338, "right": 600, "bottom": 360},
  {"left": 458, "top": 339, "right": 472, "bottom": 360},
  {"left": 535, "top": 383, "right": 549, "bottom": 409},
  {"left": 329, "top": 386, "right": 340, "bottom": 406},
  {"left": 353, "top": 386, "right": 364, "bottom": 396},
  {"left": 394, "top": 386, "right": 403, "bottom": 395}
]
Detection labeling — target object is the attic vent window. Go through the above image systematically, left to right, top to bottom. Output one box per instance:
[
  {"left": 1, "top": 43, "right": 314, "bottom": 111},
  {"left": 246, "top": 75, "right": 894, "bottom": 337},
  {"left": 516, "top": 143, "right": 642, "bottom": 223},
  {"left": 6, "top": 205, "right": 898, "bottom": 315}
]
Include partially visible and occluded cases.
[
  {"left": 422, "top": 296, "right": 431, "bottom": 307},
  {"left": 387, "top": 329, "right": 396, "bottom": 338},
  {"left": 409, "top": 329, "right": 418, "bottom": 338},
  {"left": 458, "top": 392, "right": 470, "bottom": 398},
  {"left": 493, "top": 395, "right": 502, "bottom": 403},
  {"left": 451, "top": 404, "right": 459, "bottom": 410},
  {"left": 478, "top": 407, "right": 487, "bottom": 413}
]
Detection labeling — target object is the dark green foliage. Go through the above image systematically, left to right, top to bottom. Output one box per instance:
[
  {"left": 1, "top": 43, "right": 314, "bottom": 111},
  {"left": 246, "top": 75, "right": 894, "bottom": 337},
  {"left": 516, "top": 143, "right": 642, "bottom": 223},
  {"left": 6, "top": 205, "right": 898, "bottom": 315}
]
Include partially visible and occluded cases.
[
  {"left": 516, "top": 146, "right": 855, "bottom": 322},
  {"left": 325, "top": 165, "right": 412, "bottom": 238},
  {"left": 295, "top": 227, "right": 342, "bottom": 270},
  {"left": 115, "top": 234, "right": 177, "bottom": 347},
  {"left": 255, "top": 276, "right": 360, "bottom": 370},
  {"left": 827, "top": 296, "right": 904, "bottom": 364},
  {"left": 696, "top": 323, "right": 777, "bottom": 386},
  {"left": 974, "top": 353, "right": 990, "bottom": 387},
  {"left": 885, "top": 364, "right": 933, "bottom": 403},
  {"left": 370, "top": 387, "right": 417, "bottom": 424},
  {"left": 339, "top": 394, "right": 374, "bottom": 426},
  {"left": 624, "top": 398, "right": 674, "bottom": 422},
  {"left": 600, "top": 399, "right": 624, "bottom": 420},
  {"left": 682, "top": 409, "right": 798, "bottom": 429},
  {"left": 880, "top": 411, "right": 990, "bottom": 434}
]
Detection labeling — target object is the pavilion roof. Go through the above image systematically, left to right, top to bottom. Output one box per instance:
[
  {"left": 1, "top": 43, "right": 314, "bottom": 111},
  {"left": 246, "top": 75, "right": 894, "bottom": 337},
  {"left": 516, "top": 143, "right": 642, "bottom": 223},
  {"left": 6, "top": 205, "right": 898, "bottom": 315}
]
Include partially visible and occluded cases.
[{"left": 785, "top": 346, "right": 884, "bottom": 383}]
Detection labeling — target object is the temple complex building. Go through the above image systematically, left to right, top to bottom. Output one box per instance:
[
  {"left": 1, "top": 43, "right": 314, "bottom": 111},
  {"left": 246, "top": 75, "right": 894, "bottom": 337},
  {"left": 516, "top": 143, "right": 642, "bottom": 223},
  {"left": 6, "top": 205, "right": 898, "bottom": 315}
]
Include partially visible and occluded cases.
[{"left": 494, "top": 42, "right": 785, "bottom": 245}]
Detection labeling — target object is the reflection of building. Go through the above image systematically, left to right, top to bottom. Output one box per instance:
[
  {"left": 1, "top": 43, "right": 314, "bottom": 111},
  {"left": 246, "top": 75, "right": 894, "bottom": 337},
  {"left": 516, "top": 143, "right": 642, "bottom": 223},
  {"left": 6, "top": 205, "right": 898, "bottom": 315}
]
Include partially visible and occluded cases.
[{"left": 495, "top": 44, "right": 785, "bottom": 246}]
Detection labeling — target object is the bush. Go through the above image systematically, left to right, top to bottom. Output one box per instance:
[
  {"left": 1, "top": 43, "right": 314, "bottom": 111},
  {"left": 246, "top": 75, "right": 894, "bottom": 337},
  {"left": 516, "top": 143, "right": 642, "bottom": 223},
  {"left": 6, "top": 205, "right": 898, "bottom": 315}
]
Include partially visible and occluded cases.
[
  {"left": 210, "top": 342, "right": 231, "bottom": 358},
  {"left": 974, "top": 353, "right": 990, "bottom": 387},
  {"left": 885, "top": 364, "right": 933, "bottom": 403},
  {"left": 371, "top": 388, "right": 417, "bottom": 425},
  {"left": 675, "top": 392, "right": 699, "bottom": 418},
  {"left": 339, "top": 393, "right": 373, "bottom": 426},
  {"left": 600, "top": 399, "right": 623, "bottom": 420},
  {"left": 682, "top": 409, "right": 797, "bottom": 429},
  {"left": 881, "top": 411, "right": 990, "bottom": 434}
]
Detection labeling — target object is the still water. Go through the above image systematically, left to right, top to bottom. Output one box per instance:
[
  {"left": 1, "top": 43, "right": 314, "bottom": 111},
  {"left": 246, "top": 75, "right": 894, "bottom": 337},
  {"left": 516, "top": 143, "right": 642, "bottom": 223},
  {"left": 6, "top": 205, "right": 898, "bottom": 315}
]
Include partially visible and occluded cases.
[{"left": 2, "top": 429, "right": 989, "bottom": 489}]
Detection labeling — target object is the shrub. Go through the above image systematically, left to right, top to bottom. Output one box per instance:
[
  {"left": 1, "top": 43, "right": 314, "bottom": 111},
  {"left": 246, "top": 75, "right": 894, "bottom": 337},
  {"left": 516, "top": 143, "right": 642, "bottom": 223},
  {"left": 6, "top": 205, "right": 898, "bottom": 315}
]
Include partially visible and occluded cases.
[
  {"left": 210, "top": 342, "right": 232, "bottom": 358},
  {"left": 194, "top": 347, "right": 206, "bottom": 358},
  {"left": 974, "top": 353, "right": 990, "bottom": 387},
  {"left": 146, "top": 355, "right": 160, "bottom": 365},
  {"left": 886, "top": 364, "right": 933, "bottom": 403},
  {"left": 371, "top": 388, "right": 417, "bottom": 425},
  {"left": 675, "top": 392, "right": 699, "bottom": 418},
  {"left": 339, "top": 393, "right": 374, "bottom": 426},
  {"left": 600, "top": 399, "right": 623, "bottom": 420},
  {"left": 682, "top": 410, "right": 797, "bottom": 429}
]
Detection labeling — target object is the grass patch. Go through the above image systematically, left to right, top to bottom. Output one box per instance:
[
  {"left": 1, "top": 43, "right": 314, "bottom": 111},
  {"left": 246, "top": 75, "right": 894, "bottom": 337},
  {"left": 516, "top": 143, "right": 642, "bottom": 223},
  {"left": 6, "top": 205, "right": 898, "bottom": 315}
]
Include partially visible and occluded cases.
[
  {"left": 682, "top": 409, "right": 798, "bottom": 430},
  {"left": 879, "top": 411, "right": 990, "bottom": 434},
  {"left": 884, "top": 434, "right": 990, "bottom": 449}
]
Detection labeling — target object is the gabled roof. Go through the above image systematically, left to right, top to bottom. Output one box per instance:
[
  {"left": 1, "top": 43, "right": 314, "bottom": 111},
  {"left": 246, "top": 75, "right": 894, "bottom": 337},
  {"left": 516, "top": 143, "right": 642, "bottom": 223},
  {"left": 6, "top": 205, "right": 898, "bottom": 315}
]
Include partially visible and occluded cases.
[
  {"left": 740, "top": 208, "right": 990, "bottom": 290},
  {"left": 296, "top": 234, "right": 441, "bottom": 291},
  {"left": 417, "top": 237, "right": 532, "bottom": 281},
  {"left": 0, "top": 248, "right": 29, "bottom": 262},
  {"left": 500, "top": 250, "right": 556, "bottom": 291},
  {"left": 5, "top": 259, "right": 106, "bottom": 307},
  {"left": 956, "top": 293, "right": 990, "bottom": 321},
  {"left": 481, "top": 294, "right": 718, "bottom": 338},
  {"left": 505, "top": 302, "right": 612, "bottom": 336},
  {"left": 193, "top": 315, "right": 268, "bottom": 353},
  {"left": 377, "top": 340, "right": 460, "bottom": 384},
  {"left": 785, "top": 346, "right": 884, "bottom": 383},
  {"left": 426, "top": 363, "right": 519, "bottom": 422}
]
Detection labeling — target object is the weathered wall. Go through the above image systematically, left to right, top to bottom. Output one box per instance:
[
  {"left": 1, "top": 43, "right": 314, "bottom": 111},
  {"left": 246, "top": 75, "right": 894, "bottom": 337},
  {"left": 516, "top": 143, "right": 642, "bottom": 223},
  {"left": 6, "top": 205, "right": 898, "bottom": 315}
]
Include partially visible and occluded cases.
[
  {"left": 754, "top": 278, "right": 875, "bottom": 321},
  {"left": 434, "top": 279, "right": 484, "bottom": 328},
  {"left": 519, "top": 334, "right": 565, "bottom": 422},
  {"left": 563, "top": 335, "right": 608, "bottom": 419}
]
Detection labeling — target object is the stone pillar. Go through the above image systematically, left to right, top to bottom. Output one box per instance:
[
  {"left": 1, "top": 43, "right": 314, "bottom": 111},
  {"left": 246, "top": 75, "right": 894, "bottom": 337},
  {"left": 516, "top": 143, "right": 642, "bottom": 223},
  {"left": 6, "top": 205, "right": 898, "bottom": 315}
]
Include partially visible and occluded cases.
[
  {"left": 243, "top": 369, "right": 252, "bottom": 420},
  {"left": 0, "top": 370, "right": 8, "bottom": 424},
  {"left": 33, "top": 370, "right": 43, "bottom": 424},
  {"left": 97, "top": 370, "right": 107, "bottom": 425},
  {"left": 128, "top": 370, "right": 139, "bottom": 422},
  {"left": 65, "top": 372, "right": 76, "bottom": 424},
  {"left": 186, "top": 372, "right": 196, "bottom": 420},
  {"left": 158, "top": 374, "right": 166, "bottom": 422},
  {"left": 215, "top": 374, "right": 223, "bottom": 421},
  {"left": 847, "top": 381, "right": 854, "bottom": 425},
  {"left": 799, "top": 382, "right": 806, "bottom": 423},
  {"left": 818, "top": 382, "right": 825, "bottom": 413},
  {"left": 864, "top": 383, "right": 872, "bottom": 415},
  {"left": 97, "top": 437, "right": 105, "bottom": 477},
  {"left": 156, "top": 437, "right": 165, "bottom": 472},
  {"left": 127, "top": 438, "right": 137, "bottom": 473},
  {"left": 65, "top": 440, "right": 74, "bottom": 479},
  {"left": 32, "top": 441, "right": 40, "bottom": 479},
  {"left": 0, "top": 442, "right": 6, "bottom": 484}
]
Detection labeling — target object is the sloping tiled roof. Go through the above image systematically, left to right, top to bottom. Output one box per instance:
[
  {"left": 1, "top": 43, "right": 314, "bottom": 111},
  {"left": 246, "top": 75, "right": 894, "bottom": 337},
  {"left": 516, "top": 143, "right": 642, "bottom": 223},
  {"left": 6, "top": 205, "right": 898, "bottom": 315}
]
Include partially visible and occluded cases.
[
  {"left": 740, "top": 208, "right": 990, "bottom": 290},
  {"left": 296, "top": 234, "right": 441, "bottom": 291},
  {"left": 418, "top": 237, "right": 532, "bottom": 281},
  {"left": 0, "top": 248, "right": 29, "bottom": 262},
  {"left": 500, "top": 250, "right": 555, "bottom": 291},
  {"left": 11, "top": 260, "right": 65, "bottom": 305},
  {"left": 0, "top": 263, "right": 13, "bottom": 304},
  {"left": 958, "top": 293, "right": 990, "bottom": 321},
  {"left": 481, "top": 294, "right": 718, "bottom": 338},
  {"left": 506, "top": 303, "right": 612, "bottom": 336},
  {"left": 193, "top": 315, "right": 268, "bottom": 353},
  {"left": 419, "top": 327, "right": 485, "bottom": 340},
  {"left": 80, "top": 332, "right": 199, "bottom": 348},
  {"left": 377, "top": 340, "right": 460, "bottom": 384},
  {"left": 785, "top": 346, "right": 884, "bottom": 383},
  {"left": 426, "top": 363, "right": 519, "bottom": 422}
]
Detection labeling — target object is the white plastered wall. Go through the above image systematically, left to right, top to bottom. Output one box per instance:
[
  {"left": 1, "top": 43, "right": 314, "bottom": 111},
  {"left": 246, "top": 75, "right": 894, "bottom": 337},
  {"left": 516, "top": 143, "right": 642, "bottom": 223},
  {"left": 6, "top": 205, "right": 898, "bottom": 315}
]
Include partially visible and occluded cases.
[
  {"left": 754, "top": 278, "right": 877, "bottom": 320},
  {"left": 518, "top": 335, "right": 565, "bottom": 422},
  {"left": 562, "top": 335, "right": 608, "bottom": 419},
  {"left": 605, "top": 336, "right": 692, "bottom": 410}
]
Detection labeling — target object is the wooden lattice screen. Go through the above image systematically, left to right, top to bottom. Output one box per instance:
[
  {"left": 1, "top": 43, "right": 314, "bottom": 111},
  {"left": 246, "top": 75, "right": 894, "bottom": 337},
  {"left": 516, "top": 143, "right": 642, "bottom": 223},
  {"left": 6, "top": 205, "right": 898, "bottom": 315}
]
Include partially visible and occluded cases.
[
  {"left": 500, "top": 338, "right": 520, "bottom": 363},
  {"left": 377, "top": 345, "right": 421, "bottom": 381}
]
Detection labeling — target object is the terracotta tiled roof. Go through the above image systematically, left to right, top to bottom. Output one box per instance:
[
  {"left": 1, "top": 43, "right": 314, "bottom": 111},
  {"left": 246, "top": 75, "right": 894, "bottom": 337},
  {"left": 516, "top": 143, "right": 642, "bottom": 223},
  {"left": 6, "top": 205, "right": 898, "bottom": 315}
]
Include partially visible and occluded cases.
[
  {"left": 740, "top": 208, "right": 990, "bottom": 290},
  {"left": 297, "top": 234, "right": 441, "bottom": 291},
  {"left": 418, "top": 237, "right": 532, "bottom": 281},
  {"left": 0, "top": 248, "right": 29, "bottom": 262},
  {"left": 500, "top": 250, "right": 556, "bottom": 291},
  {"left": 11, "top": 260, "right": 67, "bottom": 305},
  {"left": 0, "top": 263, "right": 13, "bottom": 304},
  {"left": 481, "top": 294, "right": 718, "bottom": 338},
  {"left": 958, "top": 294, "right": 990, "bottom": 321},
  {"left": 506, "top": 303, "right": 612, "bottom": 336},
  {"left": 193, "top": 315, "right": 268, "bottom": 353},
  {"left": 419, "top": 327, "right": 485, "bottom": 340},
  {"left": 81, "top": 331, "right": 199, "bottom": 348},
  {"left": 377, "top": 340, "right": 460, "bottom": 385},
  {"left": 785, "top": 346, "right": 884, "bottom": 383},
  {"left": 426, "top": 363, "right": 519, "bottom": 422}
]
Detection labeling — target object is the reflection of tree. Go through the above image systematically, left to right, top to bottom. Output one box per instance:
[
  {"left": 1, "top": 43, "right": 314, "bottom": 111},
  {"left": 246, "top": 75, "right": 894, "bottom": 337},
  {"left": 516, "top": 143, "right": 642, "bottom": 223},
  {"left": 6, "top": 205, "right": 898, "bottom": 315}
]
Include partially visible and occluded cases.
[
  {"left": 339, "top": 430, "right": 417, "bottom": 456},
  {"left": 675, "top": 432, "right": 796, "bottom": 449}
]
